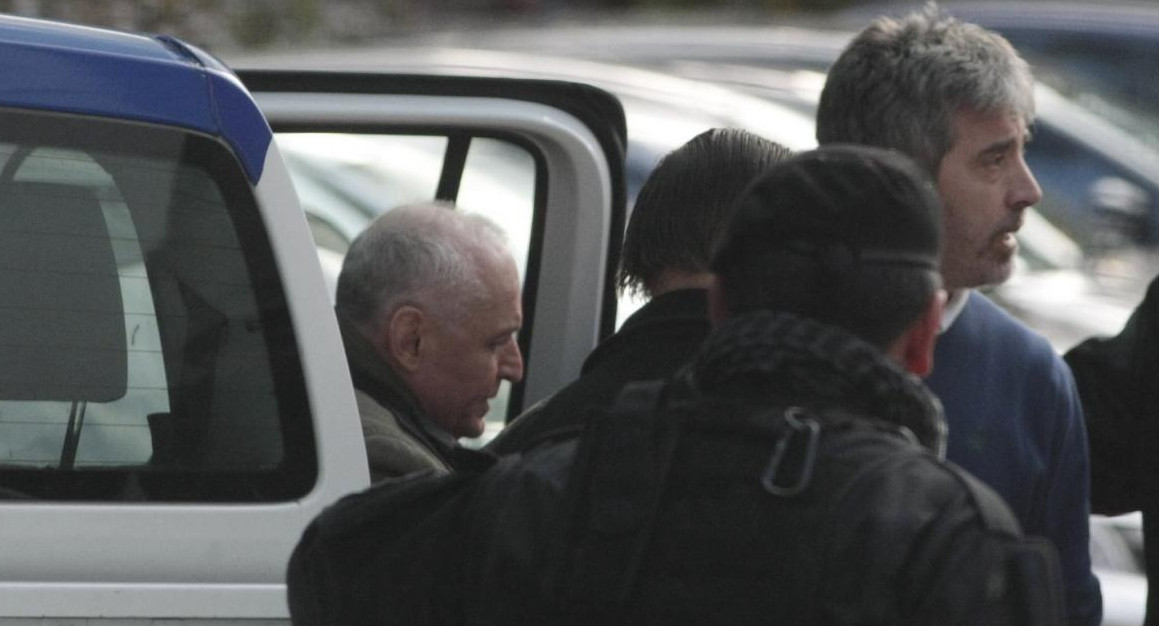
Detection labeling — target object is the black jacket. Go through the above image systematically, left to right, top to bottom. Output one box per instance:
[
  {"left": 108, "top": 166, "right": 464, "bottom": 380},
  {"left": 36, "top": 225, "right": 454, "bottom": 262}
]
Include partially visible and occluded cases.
[
  {"left": 1066, "top": 274, "right": 1159, "bottom": 625},
  {"left": 486, "top": 288, "right": 709, "bottom": 455},
  {"left": 469, "top": 311, "right": 1064, "bottom": 625}
]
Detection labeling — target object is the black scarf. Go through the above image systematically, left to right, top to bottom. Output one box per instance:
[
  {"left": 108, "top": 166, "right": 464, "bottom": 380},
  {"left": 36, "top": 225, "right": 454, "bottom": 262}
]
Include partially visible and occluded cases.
[{"left": 689, "top": 310, "right": 947, "bottom": 457}]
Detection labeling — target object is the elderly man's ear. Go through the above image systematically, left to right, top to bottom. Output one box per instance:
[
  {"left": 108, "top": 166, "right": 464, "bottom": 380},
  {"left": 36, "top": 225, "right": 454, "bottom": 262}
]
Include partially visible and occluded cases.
[{"left": 376, "top": 305, "right": 425, "bottom": 373}]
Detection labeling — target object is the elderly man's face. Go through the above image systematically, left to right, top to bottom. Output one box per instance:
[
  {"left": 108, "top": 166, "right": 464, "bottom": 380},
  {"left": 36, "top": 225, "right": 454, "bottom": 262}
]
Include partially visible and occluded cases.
[
  {"left": 935, "top": 108, "right": 1043, "bottom": 290},
  {"left": 409, "top": 252, "right": 524, "bottom": 439}
]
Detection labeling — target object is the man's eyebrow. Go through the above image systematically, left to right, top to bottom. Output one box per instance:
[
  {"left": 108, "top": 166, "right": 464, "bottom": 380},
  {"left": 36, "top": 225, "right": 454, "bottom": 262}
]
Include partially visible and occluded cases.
[{"left": 980, "top": 137, "right": 1018, "bottom": 157}]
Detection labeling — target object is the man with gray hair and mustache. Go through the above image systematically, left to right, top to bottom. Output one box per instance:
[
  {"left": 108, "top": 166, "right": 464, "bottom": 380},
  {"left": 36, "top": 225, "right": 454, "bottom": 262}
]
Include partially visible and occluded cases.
[
  {"left": 817, "top": 6, "right": 1100, "bottom": 624},
  {"left": 335, "top": 203, "right": 524, "bottom": 482}
]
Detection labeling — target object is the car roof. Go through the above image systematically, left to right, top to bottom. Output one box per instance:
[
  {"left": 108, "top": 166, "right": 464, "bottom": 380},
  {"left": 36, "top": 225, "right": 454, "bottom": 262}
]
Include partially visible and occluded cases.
[
  {"left": 0, "top": 14, "right": 271, "bottom": 183},
  {"left": 231, "top": 44, "right": 819, "bottom": 158}
]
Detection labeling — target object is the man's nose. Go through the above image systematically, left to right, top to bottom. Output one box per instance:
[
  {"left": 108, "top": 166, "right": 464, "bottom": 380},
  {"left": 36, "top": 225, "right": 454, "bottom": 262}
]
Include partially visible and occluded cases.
[
  {"left": 1009, "top": 154, "right": 1043, "bottom": 212},
  {"left": 500, "top": 340, "right": 524, "bottom": 383}
]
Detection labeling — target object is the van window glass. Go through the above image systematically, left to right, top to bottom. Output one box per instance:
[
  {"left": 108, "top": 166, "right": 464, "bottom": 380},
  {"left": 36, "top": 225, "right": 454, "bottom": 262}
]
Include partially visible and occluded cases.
[
  {"left": 0, "top": 109, "right": 315, "bottom": 502},
  {"left": 280, "top": 133, "right": 447, "bottom": 255},
  {"left": 459, "top": 136, "right": 536, "bottom": 277}
]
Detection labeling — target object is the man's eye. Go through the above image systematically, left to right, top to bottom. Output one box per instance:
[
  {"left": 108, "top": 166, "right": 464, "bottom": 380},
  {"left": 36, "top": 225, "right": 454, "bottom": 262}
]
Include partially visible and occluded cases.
[
  {"left": 981, "top": 153, "right": 1007, "bottom": 171},
  {"left": 490, "top": 336, "right": 513, "bottom": 350}
]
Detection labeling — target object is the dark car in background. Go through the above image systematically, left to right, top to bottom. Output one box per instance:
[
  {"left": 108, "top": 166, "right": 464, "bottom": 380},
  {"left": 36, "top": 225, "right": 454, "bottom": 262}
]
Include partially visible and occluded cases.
[{"left": 931, "top": 2, "right": 1159, "bottom": 147}]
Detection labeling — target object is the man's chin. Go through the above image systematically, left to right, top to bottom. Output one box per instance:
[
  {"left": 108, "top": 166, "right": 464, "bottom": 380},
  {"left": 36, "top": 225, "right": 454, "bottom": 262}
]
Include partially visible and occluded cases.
[
  {"left": 952, "top": 259, "right": 1015, "bottom": 291},
  {"left": 986, "top": 259, "right": 1016, "bottom": 286},
  {"left": 459, "top": 415, "right": 488, "bottom": 440}
]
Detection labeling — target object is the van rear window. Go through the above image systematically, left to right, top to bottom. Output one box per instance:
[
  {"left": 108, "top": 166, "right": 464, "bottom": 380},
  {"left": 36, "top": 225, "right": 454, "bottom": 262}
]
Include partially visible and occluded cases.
[{"left": 0, "top": 109, "right": 316, "bottom": 502}]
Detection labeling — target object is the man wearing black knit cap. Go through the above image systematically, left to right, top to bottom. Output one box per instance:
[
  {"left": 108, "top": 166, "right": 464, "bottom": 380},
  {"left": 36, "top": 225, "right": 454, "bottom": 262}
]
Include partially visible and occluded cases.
[{"left": 440, "top": 145, "right": 1066, "bottom": 625}]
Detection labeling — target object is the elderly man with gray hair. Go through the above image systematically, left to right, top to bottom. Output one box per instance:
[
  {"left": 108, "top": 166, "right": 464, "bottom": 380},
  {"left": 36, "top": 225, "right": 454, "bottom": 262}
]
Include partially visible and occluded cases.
[{"left": 335, "top": 203, "right": 524, "bottom": 482}]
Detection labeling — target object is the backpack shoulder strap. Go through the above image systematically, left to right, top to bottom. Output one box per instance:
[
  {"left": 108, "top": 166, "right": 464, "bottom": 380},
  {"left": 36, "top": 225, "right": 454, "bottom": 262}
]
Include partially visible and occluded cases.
[{"left": 549, "top": 377, "right": 678, "bottom": 615}]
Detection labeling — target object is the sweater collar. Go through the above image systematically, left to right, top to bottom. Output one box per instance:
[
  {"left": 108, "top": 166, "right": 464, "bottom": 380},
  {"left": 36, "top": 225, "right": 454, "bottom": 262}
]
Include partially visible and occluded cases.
[{"left": 939, "top": 289, "right": 971, "bottom": 334}]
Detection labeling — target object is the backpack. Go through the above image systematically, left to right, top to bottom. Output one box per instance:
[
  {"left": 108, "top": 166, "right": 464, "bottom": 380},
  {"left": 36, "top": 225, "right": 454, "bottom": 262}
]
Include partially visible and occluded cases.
[
  {"left": 286, "top": 379, "right": 1065, "bottom": 625},
  {"left": 284, "top": 380, "right": 677, "bottom": 626},
  {"left": 530, "top": 380, "right": 1066, "bottom": 626},
  {"left": 285, "top": 449, "right": 499, "bottom": 625}
]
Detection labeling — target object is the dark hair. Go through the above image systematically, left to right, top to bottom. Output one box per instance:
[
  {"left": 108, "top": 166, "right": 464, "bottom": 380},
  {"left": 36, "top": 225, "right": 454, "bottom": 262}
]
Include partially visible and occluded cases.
[{"left": 617, "top": 128, "right": 793, "bottom": 297}]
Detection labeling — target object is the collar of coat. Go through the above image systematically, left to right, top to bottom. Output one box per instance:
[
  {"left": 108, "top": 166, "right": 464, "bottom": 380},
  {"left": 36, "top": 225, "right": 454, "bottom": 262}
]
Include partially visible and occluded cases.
[{"left": 335, "top": 309, "right": 458, "bottom": 462}]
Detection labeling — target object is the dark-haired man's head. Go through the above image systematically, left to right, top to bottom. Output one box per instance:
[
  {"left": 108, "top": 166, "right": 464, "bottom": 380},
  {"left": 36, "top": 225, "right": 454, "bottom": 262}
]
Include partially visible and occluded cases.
[
  {"left": 618, "top": 128, "right": 793, "bottom": 298},
  {"left": 710, "top": 144, "right": 946, "bottom": 374}
]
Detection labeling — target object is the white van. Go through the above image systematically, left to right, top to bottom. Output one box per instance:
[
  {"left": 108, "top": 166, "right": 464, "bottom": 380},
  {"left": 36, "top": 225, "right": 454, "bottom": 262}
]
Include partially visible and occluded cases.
[{"left": 0, "top": 14, "right": 625, "bottom": 622}]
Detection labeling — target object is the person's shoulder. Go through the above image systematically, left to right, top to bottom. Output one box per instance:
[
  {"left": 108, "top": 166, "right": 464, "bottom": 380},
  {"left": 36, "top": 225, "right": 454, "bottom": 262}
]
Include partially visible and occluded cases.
[
  {"left": 486, "top": 382, "right": 597, "bottom": 455},
  {"left": 355, "top": 388, "right": 405, "bottom": 437},
  {"left": 356, "top": 390, "right": 451, "bottom": 479},
  {"left": 832, "top": 432, "right": 1017, "bottom": 532},
  {"left": 490, "top": 436, "right": 580, "bottom": 492},
  {"left": 823, "top": 444, "right": 1062, "bottom": 624}
]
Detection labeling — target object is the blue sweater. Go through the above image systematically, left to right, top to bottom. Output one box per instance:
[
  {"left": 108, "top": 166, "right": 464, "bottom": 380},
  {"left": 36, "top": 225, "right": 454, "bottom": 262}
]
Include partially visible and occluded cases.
[{"left": 926, "top": 292, "right": 1101, "bottom": 626}]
